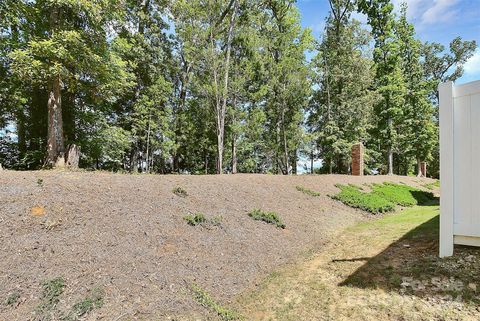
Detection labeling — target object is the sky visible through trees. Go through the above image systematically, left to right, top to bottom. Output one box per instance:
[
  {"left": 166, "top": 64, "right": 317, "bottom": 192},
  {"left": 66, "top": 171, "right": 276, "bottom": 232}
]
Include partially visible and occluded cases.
[{"left": 0, "top": 0, "right": 477, "bottom": 176}]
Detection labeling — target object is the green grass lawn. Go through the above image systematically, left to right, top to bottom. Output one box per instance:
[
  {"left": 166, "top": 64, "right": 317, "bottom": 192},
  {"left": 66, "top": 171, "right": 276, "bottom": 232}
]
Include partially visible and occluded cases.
[{"left": 238, "top": 204, "right": 480, "bottom": 320}]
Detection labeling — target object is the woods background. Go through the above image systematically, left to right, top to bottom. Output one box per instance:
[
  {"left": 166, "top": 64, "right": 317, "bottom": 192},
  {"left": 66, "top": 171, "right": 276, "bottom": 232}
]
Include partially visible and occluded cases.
[{"left": 0, "top": 0, "right": 476, "bottom": 176}]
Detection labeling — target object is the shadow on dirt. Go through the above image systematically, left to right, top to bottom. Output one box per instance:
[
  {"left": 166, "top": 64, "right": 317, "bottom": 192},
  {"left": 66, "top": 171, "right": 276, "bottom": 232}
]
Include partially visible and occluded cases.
[{"left": 338, "top": 204, "right": 480, "bottom": 304}]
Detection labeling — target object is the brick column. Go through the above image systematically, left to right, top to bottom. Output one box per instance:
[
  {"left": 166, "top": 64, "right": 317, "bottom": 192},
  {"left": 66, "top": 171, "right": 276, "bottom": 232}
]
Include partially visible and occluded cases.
[{"left": 351, "top": 143, "right": 364, "bottom": 176}]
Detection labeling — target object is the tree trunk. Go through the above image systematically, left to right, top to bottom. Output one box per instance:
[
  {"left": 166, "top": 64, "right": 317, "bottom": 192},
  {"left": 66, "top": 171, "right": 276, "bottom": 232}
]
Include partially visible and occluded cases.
[
  {"left": 215, "top": 0, "right": 239, "bottom": 174},
  {"left": 45, "top": 5, "right": 64, "bottom": 168},
  {"left": 46, "top": 74, "right": 65, "bottom": 167},
  {"left": 281, "top": 83, "right": 290, "bottom": 175},
  {"left": 231, "top": 96, "right": 238, "bottom": 174},
  {"left": 145, "top": 112, "right": 151, "bottom": 173},
  {"left": 232, "top": 134, "right": 237, "bottom": 174},
  {"left": 65, "top": 144, "right": 80, "bottom": 168},
  {"left": 388, "top": 147, "right": 394, "bottom": 175},
  {"left": 310, "top": 151, "right": 314, "bottom": 174},
  {"left": 205, "top": 153, "right": 208, "bottom": 175},
  {"left": 417, "top": 158, "right": 424, "bottom": 177}
]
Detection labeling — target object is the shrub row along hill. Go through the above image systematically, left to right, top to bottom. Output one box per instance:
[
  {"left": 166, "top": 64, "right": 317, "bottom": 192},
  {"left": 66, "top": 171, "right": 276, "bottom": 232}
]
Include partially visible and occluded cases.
[{"left": 332, "top": 182, "right": 436, "bottom": 214}]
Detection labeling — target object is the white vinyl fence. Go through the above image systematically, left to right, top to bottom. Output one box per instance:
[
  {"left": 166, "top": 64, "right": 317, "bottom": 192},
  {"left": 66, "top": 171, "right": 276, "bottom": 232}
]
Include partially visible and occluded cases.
[{"left": 439, "top": 80, "right": 480, "bottom": 257}]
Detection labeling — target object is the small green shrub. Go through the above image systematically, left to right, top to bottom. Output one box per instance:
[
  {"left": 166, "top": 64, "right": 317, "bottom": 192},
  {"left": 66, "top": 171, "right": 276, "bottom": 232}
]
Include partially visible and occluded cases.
[
  {"left": 37, "top": 178, "right": 44, "bottom": 187},
  {"left": 332, "top": 183, "right": 436, "bottom": 214},
  {"left": 332, "top": 184, "right": 395, "bottom": 214},
  {"left": 296, "top": 186, "right": 320, "bottom": 197},
  {"left": 172, "top": 187, "right": 188, "bottom": 197},
  {"left": 248, "top": 209, "right": 285, "bottom": 229},
  {"left": 184, "top": 213, "right": 207, "bottom": 226},
  {"left": 184, "top": 213, "right": 223, "bottom": 227},
  {"left": 35, "top": 277, "right": 66, "bottom": 319},
  {"left": 41, "top": 277, "right": 65, "bottom": 307},
  {"left": 191, "top": 283, "right": 243, "bottom": 320},
  {"left": 64, "top": 287, "right": 104, "bottom": 321}
]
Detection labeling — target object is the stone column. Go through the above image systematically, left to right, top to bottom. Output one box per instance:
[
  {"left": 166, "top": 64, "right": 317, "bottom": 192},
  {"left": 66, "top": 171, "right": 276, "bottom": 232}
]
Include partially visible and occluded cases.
[{"left": 351, "top": 143, "right": 364, "bottom": 176}]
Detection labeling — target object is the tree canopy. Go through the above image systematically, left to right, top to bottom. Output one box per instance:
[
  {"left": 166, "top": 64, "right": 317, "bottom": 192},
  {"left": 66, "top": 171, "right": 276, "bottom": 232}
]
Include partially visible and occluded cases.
[{"left": 0, "top": 0, "right": 476, "bottom": 176}]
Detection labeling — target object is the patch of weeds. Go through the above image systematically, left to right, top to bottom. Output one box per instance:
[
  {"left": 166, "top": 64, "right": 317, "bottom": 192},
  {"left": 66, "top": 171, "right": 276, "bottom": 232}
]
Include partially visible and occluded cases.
[
  {"left": 37, "top": 178, "right": 44, "bottom": 187},
  {"left": 332, "top": 183, "right": 435, "bottom": 214},
  {"left": 172, "top": 186, "right": 188, "bottom": 197},
  {"left": 296, "top": 186, "right": 320, "bottom": 197},
  {"left": 248, "top": 209, "right": 285, "bottom": 229},
  {"left": 184, "top": 213, "right": 223, "bottom": 227},
  {"left": 184, "top": 213, "right": 207, "bottom": 226},
  {"left": 209, "top": 215, "right": 223, "bottom": 226},
  {"left": 35, "top": 277, "right": 65, "bottom": 320},
  {"left": 191, "top": 283, "right": 243, "bottom": 320},
  {"left": 63, "top": 287, "right": 104, "bottom": 321},
  {"left": 5, "top": 291, "right": 20, "bottom": 306}
]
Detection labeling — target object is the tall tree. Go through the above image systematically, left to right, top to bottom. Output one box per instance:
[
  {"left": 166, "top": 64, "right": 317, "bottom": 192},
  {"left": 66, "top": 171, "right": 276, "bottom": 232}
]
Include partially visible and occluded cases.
[
  {"left": 9, "top": 0, "right": 131, "bottom": 167},
  {"left": 262, "top": 0, "right": 312, "bottom": 174},
  {"left": 310, "top": 0, "right": 376, "bottom": 174},
  {"left": 359, "top": 0, "right": 406, "bottom": 175},
  {"left": 395, "top": 4, "right": 436, "bottom": 176}
]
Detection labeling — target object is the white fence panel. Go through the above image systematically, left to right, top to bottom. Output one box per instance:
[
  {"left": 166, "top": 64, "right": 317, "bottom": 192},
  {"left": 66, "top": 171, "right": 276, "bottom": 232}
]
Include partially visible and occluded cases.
[{"left": 440, "top": 80, "right": 480, "bottom": 257}]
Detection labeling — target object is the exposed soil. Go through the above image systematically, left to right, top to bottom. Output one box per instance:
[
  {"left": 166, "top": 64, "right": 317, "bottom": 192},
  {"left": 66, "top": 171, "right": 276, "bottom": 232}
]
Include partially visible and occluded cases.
[{"left": 0, "top": 170, "right": 435, "bottom": 320}]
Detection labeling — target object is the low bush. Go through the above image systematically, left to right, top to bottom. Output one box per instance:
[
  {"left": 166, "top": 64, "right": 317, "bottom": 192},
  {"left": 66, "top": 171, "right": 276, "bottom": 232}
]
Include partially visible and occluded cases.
[
  {"left": 332, "top": 182, "right": 436, "bottom": 214},
  {"left": 332, "top": 185, "right": 395, "bottom": 214},
  {"left": 172, "top": 187, "right": 188, "bottom": 197},
  {"left": 248, "top": 209, "right": 285, "bottom": 229},
  {"left": 184, "top": 213, "right": 222, "bottom": 227},
  {"left": 184, "top": 213, "right": 207, "bottom": 226},
  {"left": 65, "top": 287, "right": 104, "bottom": 321}
]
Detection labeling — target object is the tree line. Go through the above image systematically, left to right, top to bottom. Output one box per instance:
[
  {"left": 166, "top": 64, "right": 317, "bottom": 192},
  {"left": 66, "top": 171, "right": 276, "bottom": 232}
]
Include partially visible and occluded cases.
[{"left": 0, "top": 0, "right": 476, "bottom": 176}]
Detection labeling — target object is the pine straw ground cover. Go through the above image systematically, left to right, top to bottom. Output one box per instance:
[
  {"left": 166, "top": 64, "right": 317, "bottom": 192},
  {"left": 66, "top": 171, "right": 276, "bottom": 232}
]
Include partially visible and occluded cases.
[{"left": 0, "top": 171, "right": 439, "bottom": 320}]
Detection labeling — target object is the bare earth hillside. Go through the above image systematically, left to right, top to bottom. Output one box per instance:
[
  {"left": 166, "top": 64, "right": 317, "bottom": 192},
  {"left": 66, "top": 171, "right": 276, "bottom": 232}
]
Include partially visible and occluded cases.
[{"left": 0, "top": 171, "right": 435, "bottom": 320}]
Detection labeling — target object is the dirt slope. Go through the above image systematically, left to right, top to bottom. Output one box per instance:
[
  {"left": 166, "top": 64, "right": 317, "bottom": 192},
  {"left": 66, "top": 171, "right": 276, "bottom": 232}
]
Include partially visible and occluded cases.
[{"left": 0, "top": 171, "right": 434, "bottom": 320}]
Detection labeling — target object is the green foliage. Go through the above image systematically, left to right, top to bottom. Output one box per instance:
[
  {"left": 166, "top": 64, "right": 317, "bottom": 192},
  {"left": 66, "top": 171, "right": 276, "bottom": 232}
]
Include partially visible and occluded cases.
[
  {"left": 0, "top": 0, "right": 476, "bottom": 175},
  {"left": 309, "top": 1, "right": 376, "bottom": 173},
  {"left": 423, "top": 180, "right": 440, "bottom": 190},
  {"left": 371, "top": 182, "right": 434, "bottom": 206},
  {"left": 332, "top": 183, "right": 435, "bottom": 213},
  {"left": 332, "top": 184, "right": 395, "bottom": 213},
  {"left": 296, "top": 186, "right": 320, "bottom": 197},
  {"left": 172, "top": 187, "right": 188, "bottom": 197},
  {"left": 248, "top": 209, "right": 285, "bottom": 229},
  {"left": 183, "top": 213, "right": 223, "bottom": 227},
  {"left": 184, "top": 213, "right": 207, "bottom": 226},
  {"left": 35, "top": 277, "right": 65, "bottom": 320},
  {"left": 191, "top": 283, "right": 243, "bottom": 320},
  {"left": 64, "top": 287, "right": 104, "bottom": 321},
  {"left": 5, "top": 292, "right": 20, "bottom": 306}
]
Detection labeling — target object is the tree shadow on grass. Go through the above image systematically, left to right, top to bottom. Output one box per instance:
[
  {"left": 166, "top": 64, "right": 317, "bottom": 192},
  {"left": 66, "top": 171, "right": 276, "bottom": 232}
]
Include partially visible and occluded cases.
[{"left": 338, "top": 208, "right": 480, "bottom": 304}]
